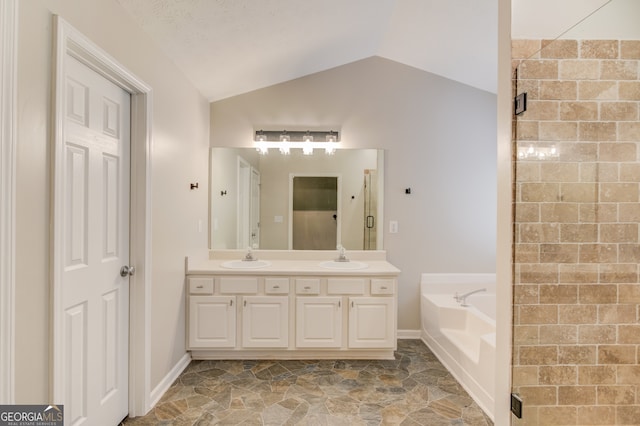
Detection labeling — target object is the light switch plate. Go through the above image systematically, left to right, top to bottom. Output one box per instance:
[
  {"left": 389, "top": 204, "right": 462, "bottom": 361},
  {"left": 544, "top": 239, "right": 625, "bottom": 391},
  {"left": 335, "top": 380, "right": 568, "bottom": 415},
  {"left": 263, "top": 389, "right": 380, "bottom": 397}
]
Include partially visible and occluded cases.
[{"left": 389, "top": 221, "right": 398, "bottom": 234}]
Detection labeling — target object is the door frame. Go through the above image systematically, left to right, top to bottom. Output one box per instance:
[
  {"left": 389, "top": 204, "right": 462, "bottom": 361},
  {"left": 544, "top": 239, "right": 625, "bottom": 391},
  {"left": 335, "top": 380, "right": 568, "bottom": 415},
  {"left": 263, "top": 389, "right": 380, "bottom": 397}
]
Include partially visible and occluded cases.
[
  {"left": 0, "top": 0, "right": 18, "bottom": 405},
  {"left": 52, "top": 17, "right": 153, "bottom": 417},
  {"left": 236, "top": 156, "right": 251, "bottom": 249},
  {"left": 249, "top": 166, "right": 261, "bottom": 248},
  {"left": 288, "top": 173, "right": 342, "bottom": 250}
]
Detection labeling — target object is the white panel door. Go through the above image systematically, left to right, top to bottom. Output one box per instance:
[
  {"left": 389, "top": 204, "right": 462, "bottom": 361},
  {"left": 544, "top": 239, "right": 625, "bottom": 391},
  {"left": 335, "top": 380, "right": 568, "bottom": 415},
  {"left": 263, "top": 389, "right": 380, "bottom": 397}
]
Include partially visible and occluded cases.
[
  {"left": 61, "top": 55, "right": 130, "bottom": 426},
  {"left": 189, "top": 296, "right": 237, "bottom": 348},
  {"left": 242, "top": 296, "right": 288, "bottom": 348},
  {"left": 295, "top": 297, "right": 342, "bottom": 348},
  {"left": 348, "top": 297, "right": 395, "bottom": 348}
]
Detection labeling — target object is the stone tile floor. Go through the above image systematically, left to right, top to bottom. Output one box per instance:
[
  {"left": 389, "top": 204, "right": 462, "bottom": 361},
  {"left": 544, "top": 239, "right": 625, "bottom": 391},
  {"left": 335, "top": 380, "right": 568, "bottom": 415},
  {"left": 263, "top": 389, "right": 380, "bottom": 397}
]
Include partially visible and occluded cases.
[{"left": 122, "top": 339, "right": 493, "bottom": 425}]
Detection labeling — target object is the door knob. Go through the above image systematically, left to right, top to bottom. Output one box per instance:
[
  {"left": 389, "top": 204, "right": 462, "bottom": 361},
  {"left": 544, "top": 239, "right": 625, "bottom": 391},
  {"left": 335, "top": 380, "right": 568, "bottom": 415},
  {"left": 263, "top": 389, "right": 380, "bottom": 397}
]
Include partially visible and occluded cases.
[{"left": 120, "top": 265, "right": 135, "bottom": 277}]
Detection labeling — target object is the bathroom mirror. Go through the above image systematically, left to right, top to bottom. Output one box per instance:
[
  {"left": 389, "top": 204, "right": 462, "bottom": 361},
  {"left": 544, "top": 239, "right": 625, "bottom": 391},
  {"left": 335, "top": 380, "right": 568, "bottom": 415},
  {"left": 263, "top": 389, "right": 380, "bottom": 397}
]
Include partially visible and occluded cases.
[{"left": 210, "top": 148, "right": 384, "bottom": 250}]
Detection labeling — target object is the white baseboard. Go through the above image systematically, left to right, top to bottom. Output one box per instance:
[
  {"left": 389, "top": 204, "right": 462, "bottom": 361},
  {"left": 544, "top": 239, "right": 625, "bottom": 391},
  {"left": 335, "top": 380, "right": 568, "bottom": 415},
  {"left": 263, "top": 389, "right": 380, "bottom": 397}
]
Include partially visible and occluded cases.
[
  {"left": 397, "top": 329, "right": 421, "bottom": 339},
  {"left": 149, "top": 352, "right": 191, "bottom": 409}
]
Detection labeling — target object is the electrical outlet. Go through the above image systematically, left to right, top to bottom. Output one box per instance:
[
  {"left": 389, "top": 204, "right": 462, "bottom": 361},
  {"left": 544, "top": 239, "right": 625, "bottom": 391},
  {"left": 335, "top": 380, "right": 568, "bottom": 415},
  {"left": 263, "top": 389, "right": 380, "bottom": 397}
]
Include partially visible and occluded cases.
[{"left": 511, "top": 393, "right": 523, "bottom": 418}]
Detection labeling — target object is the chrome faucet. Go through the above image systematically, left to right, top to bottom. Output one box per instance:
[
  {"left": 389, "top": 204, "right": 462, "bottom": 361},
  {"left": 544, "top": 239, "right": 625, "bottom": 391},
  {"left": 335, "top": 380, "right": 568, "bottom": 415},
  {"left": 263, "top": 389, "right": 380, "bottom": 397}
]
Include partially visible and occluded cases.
[
  {"left": 335, "top": 245, "right": 349, "bottom": 262},
  {"left": 243, "top": 247, "right": 257, "bottom": 261},
  {"left": 454, "top": 288, "right": 486, "bottom": 306}
]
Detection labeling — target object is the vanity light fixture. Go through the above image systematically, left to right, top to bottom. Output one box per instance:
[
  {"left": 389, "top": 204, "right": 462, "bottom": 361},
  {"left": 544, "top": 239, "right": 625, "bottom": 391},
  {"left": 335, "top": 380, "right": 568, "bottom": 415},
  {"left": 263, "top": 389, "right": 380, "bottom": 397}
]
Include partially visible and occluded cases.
[
  {"left": 254, "top": 129, "right": 340, "bottom": 155},
  {"left": 256, "top": 130, "right": 267, "bottom": 141},
  {"left": 279, "top": 130, "right": 291, "bottom": 142},
  {"left": 302, "top": 131, "right": 313, "bottom": 155},
  {"left": 325, "top": 131, "right": 337, "bottom": 155},
  {"left": 325, "top": 142, "right": 336, "bottom": 155}
]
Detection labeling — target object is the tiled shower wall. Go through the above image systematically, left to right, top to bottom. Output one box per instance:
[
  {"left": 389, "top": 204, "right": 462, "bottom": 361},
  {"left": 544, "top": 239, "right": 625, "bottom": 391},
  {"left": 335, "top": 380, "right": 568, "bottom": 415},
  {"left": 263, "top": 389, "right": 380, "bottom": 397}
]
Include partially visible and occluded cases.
[{"left": 512, "top": 40, "right": 640, "bottom": 425}]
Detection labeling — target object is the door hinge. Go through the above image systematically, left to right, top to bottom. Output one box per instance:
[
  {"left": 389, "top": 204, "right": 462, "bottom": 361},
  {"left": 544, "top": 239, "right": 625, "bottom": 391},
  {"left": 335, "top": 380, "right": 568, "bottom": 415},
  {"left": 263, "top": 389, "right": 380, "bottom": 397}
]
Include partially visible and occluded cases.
[
  {"left": 514, "top": 92, "right": 527, "bottom": 115},
  {"left": 511, "top": 393, "right": 523, "bottom": 418}
]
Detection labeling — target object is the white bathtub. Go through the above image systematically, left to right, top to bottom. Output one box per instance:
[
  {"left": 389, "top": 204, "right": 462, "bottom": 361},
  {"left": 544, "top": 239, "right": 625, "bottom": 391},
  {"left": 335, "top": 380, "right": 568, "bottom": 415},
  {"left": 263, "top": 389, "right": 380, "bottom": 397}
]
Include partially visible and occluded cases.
[{"left": 420, "top": 273, "right": 496, "bottom": 420}]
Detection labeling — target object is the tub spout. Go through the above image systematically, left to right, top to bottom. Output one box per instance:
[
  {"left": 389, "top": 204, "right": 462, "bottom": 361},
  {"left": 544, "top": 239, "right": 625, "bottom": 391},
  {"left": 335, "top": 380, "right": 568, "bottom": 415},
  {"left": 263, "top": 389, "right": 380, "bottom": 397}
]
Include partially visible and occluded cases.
[{"left": 454, "top": 288, "right": 487, "bottom": 306}]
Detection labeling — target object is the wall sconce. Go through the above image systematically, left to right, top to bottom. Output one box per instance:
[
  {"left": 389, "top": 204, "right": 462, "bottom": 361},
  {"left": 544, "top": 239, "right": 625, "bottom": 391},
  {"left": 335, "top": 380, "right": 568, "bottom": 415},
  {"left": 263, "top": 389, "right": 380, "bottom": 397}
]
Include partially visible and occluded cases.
[{"left": 254, "top": 129, "right": 340, "bottom": 155}]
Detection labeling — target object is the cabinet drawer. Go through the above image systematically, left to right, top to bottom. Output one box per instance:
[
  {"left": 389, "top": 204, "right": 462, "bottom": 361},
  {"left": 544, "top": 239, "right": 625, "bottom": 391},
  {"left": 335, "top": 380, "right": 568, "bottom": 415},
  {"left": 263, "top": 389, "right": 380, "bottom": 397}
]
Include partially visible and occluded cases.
[
  {"left": 188, "top": 277, "right": 214, "bottom": 294},
  {"left": 219, "top": 277, "right": 259, "bottom": 294},
  {"left": 265, "top": 278, "right": 290, "bottom": 294},
  {"left": 295, "top": 278, "right": 320, "bottom": 295},
  {"left": 327, "top": 278, "right": 366, "bottom": 294},
  {"left": 371, "top": 279, "right": 395, "bottom": 295}
]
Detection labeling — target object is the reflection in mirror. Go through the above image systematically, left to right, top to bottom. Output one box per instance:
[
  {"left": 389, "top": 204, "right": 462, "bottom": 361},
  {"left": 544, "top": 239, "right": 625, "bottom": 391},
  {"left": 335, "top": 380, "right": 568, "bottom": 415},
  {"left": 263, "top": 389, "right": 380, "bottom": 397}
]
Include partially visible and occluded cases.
[
  {"left": 210, "top": 148, "right": 384, "bottom": 250},
  {"left": 291, "top": 176, "right": 338, "bottom": 250}
]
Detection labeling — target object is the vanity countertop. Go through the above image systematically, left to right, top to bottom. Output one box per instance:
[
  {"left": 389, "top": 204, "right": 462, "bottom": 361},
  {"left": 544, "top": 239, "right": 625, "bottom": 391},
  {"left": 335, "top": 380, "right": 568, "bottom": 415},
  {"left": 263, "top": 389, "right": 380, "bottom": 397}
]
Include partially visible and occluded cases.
[{"left": 186, "top": 250, "right": 401, "bottom": 276}]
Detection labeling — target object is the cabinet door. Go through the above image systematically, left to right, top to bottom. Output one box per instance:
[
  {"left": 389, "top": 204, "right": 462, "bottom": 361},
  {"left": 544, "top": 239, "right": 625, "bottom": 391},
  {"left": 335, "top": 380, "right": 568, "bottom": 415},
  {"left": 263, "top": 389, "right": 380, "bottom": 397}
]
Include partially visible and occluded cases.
[
  {"left": 189, "top": 296, "right": 236, "bottom": 348},
  {"left": 242, "top": 296, "right": 289, "bottom": 348},
  {"left": 296, "top": 297, "right": 342, "bottom": 348},
  {"left": 348, "top": 297, "right": 395, "bottom": 348}
]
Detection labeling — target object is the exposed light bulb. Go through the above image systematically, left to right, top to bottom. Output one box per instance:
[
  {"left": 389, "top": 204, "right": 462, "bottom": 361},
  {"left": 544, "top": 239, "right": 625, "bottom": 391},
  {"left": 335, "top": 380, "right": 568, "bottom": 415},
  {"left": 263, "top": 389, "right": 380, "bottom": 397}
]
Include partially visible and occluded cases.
[{"left": 325, "top": 142, "right": 336, "bottom": 155}]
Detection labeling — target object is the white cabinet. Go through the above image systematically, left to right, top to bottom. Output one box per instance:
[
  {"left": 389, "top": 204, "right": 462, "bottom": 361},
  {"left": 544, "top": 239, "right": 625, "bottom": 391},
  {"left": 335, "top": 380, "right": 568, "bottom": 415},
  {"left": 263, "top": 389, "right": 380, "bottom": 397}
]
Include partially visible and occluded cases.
[
  {"left": 186, "top": 272, "right": 398, "bottom": 359},
  {"left": 188, "top": 296, "right": 236, "bottom": 348},
  {"left": 242, "top": 296, "right": 289, "bottom": 348},
  {"left": 295, "top": 297, "right": 342, "bottom": 348},
  {"left": 348, "top": 297, "right": 395, "bottom": 348}
]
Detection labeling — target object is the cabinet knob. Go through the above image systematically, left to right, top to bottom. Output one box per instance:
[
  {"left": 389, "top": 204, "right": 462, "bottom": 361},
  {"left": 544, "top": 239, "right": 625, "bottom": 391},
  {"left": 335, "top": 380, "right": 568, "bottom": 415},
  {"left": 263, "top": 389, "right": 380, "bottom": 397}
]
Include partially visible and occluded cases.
[
  {"left": 196, "top": 285, "right": 203, "bottom": 289},
  {"left": 273, "top": 285, "right": 280, "bottom": 289},
  {"left": 304, "top": 286, "right": 311, "bottom": 290},
  {"left": 380, "top": 286, "right": 387, "bottom": 290}
]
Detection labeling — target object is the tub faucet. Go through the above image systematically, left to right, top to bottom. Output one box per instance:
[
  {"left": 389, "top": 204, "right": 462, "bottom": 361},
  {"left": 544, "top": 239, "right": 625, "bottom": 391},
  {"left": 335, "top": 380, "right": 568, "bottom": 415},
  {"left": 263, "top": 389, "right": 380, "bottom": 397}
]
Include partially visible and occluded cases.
[
  {"left": 335, "top": 245, "right": 349, "bottom": 262},
  {"left": 454, "top": 288, "right": 486, "bottom": 306}
]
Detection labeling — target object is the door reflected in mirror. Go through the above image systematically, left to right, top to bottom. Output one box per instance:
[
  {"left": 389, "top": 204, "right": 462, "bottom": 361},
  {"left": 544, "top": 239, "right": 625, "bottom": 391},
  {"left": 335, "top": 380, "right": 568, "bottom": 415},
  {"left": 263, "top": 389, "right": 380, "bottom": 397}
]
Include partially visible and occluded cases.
[{"left": 210, "top": 148, "right": 384, "bottom": 250}]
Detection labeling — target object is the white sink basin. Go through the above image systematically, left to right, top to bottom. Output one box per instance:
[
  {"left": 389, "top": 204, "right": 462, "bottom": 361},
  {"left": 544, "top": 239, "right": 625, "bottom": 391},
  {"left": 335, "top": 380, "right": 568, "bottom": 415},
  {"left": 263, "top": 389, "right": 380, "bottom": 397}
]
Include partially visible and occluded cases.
[
  {"left": 221, "top": 260, "right": 271, "bottom": 269},
  {"left": 319, "top": 260, "right": 368, "bottom": 270}
]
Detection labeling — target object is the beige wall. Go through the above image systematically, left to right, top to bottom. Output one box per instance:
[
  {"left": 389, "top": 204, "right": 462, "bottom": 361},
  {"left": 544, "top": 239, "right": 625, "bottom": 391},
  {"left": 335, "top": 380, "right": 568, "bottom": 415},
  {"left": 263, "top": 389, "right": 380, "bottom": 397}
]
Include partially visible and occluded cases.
[
  {"left": 16, "top": 0, "right": 209, "bottom": 402},
  {"left": 512, "top": 38, "right": 640, "bottom": 424},
  {"left": 210, "top": 56, "right": 498, "bottom": 330}
]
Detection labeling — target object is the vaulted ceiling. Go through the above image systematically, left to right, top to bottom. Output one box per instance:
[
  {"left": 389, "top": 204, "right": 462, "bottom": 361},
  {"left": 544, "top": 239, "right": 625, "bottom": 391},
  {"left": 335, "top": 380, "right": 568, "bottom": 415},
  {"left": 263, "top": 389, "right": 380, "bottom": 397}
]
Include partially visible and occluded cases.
[{"left": 117, "top": 0, "right": 499, "bottom": 101}]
